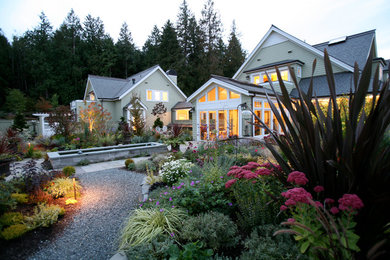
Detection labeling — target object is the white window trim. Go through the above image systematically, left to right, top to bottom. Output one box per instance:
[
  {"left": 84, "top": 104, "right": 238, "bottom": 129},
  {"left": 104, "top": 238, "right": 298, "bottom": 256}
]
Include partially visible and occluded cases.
[
  {"left": 146, "top": 89, "right": 169, "bottom": 102},
  {"left": 252, "top": 98, "right": 287, "bottom": 138}
]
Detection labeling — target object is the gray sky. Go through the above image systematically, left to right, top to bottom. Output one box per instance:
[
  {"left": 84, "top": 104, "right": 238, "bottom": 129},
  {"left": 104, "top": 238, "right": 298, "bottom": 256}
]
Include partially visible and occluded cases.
[{"left": 1, "top": 0, "right": 390, "bottom": 59}]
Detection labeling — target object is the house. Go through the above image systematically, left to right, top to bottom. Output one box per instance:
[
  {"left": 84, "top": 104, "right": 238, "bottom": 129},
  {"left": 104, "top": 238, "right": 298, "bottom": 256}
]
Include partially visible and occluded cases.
[
  {"left": 187, "top": 25, "right": 388, "bottom": 141},
  {"left": 71, "top": 65, "right": 191, "bottom": 130}
]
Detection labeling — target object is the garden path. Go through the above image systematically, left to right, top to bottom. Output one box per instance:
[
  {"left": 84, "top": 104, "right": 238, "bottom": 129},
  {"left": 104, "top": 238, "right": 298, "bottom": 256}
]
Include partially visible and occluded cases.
[{"left": 28, "top": 163, "right": 145, "bottom": 260}]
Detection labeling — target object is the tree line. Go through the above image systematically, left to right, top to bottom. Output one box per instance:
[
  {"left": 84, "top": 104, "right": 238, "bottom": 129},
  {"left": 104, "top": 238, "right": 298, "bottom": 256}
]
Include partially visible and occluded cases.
[{"left": 0, "top": 0, "right": 246, "bottom": 114}]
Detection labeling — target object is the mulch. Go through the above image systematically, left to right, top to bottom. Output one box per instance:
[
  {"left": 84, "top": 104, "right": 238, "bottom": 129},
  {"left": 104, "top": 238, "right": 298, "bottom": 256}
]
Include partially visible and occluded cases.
[{"left": 0, "top": 196, "right": 83, "bottom": 260}]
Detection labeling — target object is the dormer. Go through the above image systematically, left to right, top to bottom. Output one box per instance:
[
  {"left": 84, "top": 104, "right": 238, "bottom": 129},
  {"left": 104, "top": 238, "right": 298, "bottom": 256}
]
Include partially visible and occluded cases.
[{"left": 243, "top": 60, "right": 304, "bottom": 93}]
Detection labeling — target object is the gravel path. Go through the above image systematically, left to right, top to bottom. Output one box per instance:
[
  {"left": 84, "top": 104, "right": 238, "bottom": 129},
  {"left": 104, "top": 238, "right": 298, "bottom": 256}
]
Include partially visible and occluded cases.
[{"left": 29, "top": 168, "right": 145, "bottom": 260}]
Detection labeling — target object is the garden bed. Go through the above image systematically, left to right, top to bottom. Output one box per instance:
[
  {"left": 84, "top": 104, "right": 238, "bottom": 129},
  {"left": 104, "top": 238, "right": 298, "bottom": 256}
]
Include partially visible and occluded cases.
[{"left": 48, "top": 142, "right": 168, "bottom": 168}]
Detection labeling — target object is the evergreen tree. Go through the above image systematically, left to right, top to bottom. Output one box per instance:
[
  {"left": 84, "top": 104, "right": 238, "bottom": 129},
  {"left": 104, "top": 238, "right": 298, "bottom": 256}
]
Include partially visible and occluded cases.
[
  {"left": 176, "top": 0, "right": 192, "bottom": 63},
  {"left": 199, "top": 0, "right": 224, "bottom": 76},
  {"left": 51, "top": 9, "right": 84, "bottom": 104},
  {"left": 82, "top": 14, "right": 115, "bottom": 76},
  {"left": 158, "top": 20, "right": 182, "bottom": 71},
  {"left": 223, "top": 21, "right": 246, "bottom": 77},
  {"left": 115, "top": 22, "right": 137, "bottom": 78},
  {"left": 142, "top": 25, "right": 161, "bottom": 68},
  {"left": 0, "top": 30, "right": 14, "bottom": 108}
]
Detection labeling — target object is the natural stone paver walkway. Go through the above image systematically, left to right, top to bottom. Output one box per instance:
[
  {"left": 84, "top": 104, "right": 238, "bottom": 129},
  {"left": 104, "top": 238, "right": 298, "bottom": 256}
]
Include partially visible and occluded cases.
[{"left": 29, "top": 165, "right": 145, "bottom": 260}]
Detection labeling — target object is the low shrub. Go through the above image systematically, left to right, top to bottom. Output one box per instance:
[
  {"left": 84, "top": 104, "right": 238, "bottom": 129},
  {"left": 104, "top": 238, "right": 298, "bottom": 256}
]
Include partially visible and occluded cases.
[
  {"left": 125, "top": 158, "right": 134, "bottom": 168},
  {"left": 160, "top": 158, "right": 193, "bottom": 186},
  {"left": 135, "top": 160, "right": 155, "bottom": 173},
  {"left": 127, "top": 163, "right": 136, "bottom": 171},
  {"left": 62, "top": 166, "right": 76, "bottom": 177},
  {"left": 46, "top": 178, "right": 81, "bottom": 199},
  {"left": 143, "top": 179, "right": 233, "bottom": 216},
  {"left": 0, "top": 180, "right": 17, "bottom": 214},
  {"left": 29, "top": 189, "right": 55, "bottom": 204},
  {"left": 11, "top": 193, "right": 29, "bottom": 204},
  {"left": 24, "top": 203, "right": 65, "bottom": 229},
  {"left": 119, "top": 208, "right": 187, "bottom": 249},
  {"left": 180, "top": 211, "right": 239, "bottom": 251},
  {"left": 0, "top": 212, "right": 24, "bottom": 226},
  {"left": 1, "top": 223, "right": 29, "bottom": 240},
  {"left": 240, "top": 224, "right": 303, "bottom": 260},
  {"left": 123, "top": 234, "right": 174, "bottom": 259},
  {"left": 167, "top": 242, "right": 213, "bottom": 259}
]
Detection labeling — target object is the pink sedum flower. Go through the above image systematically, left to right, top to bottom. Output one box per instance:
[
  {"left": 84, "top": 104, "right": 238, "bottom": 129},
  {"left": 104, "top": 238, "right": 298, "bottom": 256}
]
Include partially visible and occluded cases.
[
  {"left": 287, "top": 171, "right": 309, "bottom": 186},
  {"left": 225, "top": 179, "right": 237, "bottom": 189},
  {"left": 314, "top": 185, "right": 324, "bottom": 193},
  {"left": 283, "top": 187, "right": 313, "bottom": 204},
  {"left": 338, "top": 194, "right": 364, "bottom": 212},
  {"left": 325, "top": 198, "right": 335, "bottom": 204},
  {"left": 285, "top": 199, "right": 296, "bottom": 206},
  {"left": 315, "top": 201, "right": 323, "bottom": 208},
  {"left": 280, "top": 205, "right": 288, "bottom": 211},
  {"left": 330, "top": 206, "right": 340, "bottom": 214},
  {"left": 287, "top": 218, "right": 295, "bottom": 222}
]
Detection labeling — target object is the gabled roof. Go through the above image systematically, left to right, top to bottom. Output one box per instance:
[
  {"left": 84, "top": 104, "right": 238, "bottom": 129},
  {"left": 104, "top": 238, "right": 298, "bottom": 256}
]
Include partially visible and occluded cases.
[
  {"left": 233, "top": 25, "right": 357, "bottom": 79},
  {"left": 312, "top": 30, "right": 375, "bottom": 70},
  {"left": 243, "top": 60, "right": 304, "bottom": 73},
  {"left": 86, "top": 65, "right": 186, "bottom": 100},
  {"left": 290, "top": 72, "right": 354, "bottom": 98},
  {"left": 187, "top": 75, "right": 277, "bottom": 102},
  {"left": 211, "top": 75, "right": 278, "bottom": 96},
  {"left": 172, "top": 101, "right": 193, "bottom": 110}
]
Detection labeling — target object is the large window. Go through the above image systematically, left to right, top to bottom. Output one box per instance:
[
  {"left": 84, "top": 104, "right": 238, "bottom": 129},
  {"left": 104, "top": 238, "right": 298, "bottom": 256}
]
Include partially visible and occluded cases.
[
  {"left": 252, "top": 69, "right": 289, "bottom": 84},
  {"left": 218, "top": 87, "right": 227, "bottom": 100},
  {"left": 208, "top": 88, "right": 216, "bottom": 101},
  {"left": 146, "top": 90, "right": 168, "bottom": 102},
  {"left": 89, "top": 92, "right": 95, "bottom": 101},
  {"left": 199, "top": 95, "right": 206, "bottom": 102},
  {"left": 253, "top": 99, "right": 285, "bottom": 136},
  {"left": 176, "top": 109, "right": 189, "bottom": 120},
  {"left": 198, "top": 109, "right": 239, "bottom": 140}
]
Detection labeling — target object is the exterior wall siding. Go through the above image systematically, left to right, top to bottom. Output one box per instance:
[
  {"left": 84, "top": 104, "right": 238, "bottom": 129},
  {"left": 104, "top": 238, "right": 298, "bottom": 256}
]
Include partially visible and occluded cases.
[
  {"left": 236, "top": 35, "right": 346, "bottom": 82},
  {"left": 120, "top": 70, "right": 186, "bottom": 128}
]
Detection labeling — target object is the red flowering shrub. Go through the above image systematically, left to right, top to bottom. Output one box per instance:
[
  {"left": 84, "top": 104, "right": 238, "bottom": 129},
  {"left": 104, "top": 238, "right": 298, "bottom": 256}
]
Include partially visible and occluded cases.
[
  {"left": 286, "top": 171, "right": 308, "bottom": 186},
  {"left": 225, "top": 179, "right": 237, "bottom": 189},
  {"left": 313, "top": 185, "right": 324, "bottom": 193},
  {"left": 282, "top": 187, "right": 313, "bottom": 204},
  {"left": 338, "top": 194, "right": 364, "bottom": 212}
]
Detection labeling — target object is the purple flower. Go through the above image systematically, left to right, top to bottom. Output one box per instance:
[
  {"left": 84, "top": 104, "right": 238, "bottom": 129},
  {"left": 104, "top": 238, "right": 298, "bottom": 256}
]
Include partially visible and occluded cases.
[
  {"left": 189, "top": 170, "right": 192, "bottom": 173},
  {"left": 220, "top": 176, "right": 224, "bottom": 179},
  {"left": 190, "top": 181, "right": 195, "bottom": 186},
  {"left": 196, "top": 181, "right": 200, "bottom": 184},
  {"left": 211, "top": 181, "right": 214, "bottom": 183},
  {"left": 181, "top": 182, "right": 185, "bottom": 185},
  {"left": 177, "top": 185, "right": 181, "bottom": 189},
  {"left": 172, "top": 186, "right": 176, "bottom": 190},
  {"left": 164, "top": 192, "right": 168, "bottom": 195},
  {"left": 169, "top": 197, "right": 172, "bottom": 201},
  {"left": 156, "top": 201, "right": 159, "bottom": 206},
  {"left": 228, "top": 202, "right": 233, "bottom": 206},
  {"left": 139, "top": 204, "right": 143, "bottom": 207},
  {"left": 172, "top": 205, "right": 175, "bottom": 208},
  {"left": 160, "top": 208, "right": 164, "bottom": 212},
  {"left": 170, "top": 233, "right": 175, "bottom": 237}
]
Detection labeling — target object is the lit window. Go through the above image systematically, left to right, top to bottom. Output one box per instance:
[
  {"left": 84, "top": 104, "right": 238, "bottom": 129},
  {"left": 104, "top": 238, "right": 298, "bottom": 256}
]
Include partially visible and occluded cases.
[
  {"left": 281, "top": 70, "right": 289, "bottom": 81},
  {"left": 271, "top": 72, "right": 278, "bottom": 82},
  {"left": 263, "top": 74, "right": 269, "bottom": 83},
  {"left": 253, "top": 75, "right": 260, "bottom": 85},
  {"left": 218, "top": 87, "right": 227, "bottom": 100},
  {"left": 208, "top": 88, "right": 216, "bottom": 101},
  {"left": 146, "top": 90, "right": 168, "bottom": 102},
  {"left": 147, "top": 90, "right": 152, "bottom": 101},
  {"left": 154, "top": 91, "right": 161, "bottom": 101},
  {"left": 230, "top": 91, "right": 240, "bottom": 99},
  {"left": 89, "top": 92, "right": 95, "bottom": 101},
  {"left": 162, "top": 92, "right": 168, "bottom": 101},
  {"left": 199, "top": 95, "right": 206, "bottom": 102},
  {"left": 254, "top": 101, "right": 262, "bottom": 108},
  {"left": 176, "top": 110, "right": 189, "bottom": 120}
]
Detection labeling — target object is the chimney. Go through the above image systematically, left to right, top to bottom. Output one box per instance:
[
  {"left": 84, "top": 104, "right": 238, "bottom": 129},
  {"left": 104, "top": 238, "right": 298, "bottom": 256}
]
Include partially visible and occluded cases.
[
  {"left": 166, "top": 69, "right": 177, "bottom": 85},
  {"left": 132, "top": 78, "right": 136, "bottom": 84}
]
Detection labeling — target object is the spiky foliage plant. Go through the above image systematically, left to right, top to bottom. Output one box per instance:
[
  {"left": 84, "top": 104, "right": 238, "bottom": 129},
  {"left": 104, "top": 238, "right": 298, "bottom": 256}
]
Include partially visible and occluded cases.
[
  {"left": 259, "top": 49, "right": 390, "bottom": 256},
  {"left": 118, "top": 208, "right": 187, "bottom": 249}
]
